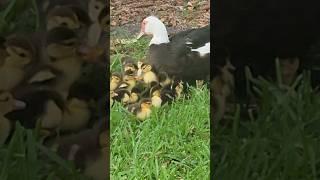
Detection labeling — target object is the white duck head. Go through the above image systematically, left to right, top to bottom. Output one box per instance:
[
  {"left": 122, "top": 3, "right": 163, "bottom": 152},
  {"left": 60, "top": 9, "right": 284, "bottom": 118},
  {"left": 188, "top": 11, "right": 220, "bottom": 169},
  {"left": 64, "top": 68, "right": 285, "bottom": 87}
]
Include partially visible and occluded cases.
[{"left": 137, "top": 16, "right": 170, "bottom": 45}]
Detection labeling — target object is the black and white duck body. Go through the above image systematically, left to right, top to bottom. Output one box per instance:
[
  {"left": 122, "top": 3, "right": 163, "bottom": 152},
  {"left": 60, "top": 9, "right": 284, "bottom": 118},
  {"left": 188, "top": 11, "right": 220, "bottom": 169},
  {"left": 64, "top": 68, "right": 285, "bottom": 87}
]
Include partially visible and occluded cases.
[{"left": 137, "top": 16, "right": 210, "bottom": 84}]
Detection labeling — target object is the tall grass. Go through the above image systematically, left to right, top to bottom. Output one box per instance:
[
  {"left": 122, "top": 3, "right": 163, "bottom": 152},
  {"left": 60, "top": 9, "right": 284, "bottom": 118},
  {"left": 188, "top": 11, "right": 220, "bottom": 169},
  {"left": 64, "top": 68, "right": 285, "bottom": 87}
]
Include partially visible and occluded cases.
[{"left": 213, "top": 72, "right": 320, "bottom": 179}]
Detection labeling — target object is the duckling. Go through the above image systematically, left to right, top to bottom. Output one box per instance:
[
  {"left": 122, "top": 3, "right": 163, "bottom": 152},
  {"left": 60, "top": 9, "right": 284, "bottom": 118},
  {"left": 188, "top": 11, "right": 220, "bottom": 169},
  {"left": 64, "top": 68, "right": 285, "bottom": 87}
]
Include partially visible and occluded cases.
[
  {"left": 42, "top": 0, "right": 88, "bottom": 13},
  {"left": 86, "top": 0, "right": 106, "bottom": 44},
  {"left": 88, "top": 0, "right": 106, "bottom": 22},
  {"left": 46, "top": 5, "right": 91, "bottom": 33},
  {"left": 97, "top": 5, "right": 109, "bottom": 33},
  {"left": 46, "top": 6, "right": 80, "bottom": 30},
  {"left": 45, "top": 27, "right": 96, "bottom": 98},
  {"left": 0, "top": 34, "right": 37, "bottom": 91},
  {"left": 0, "top": 37, "right": 7, "bottom": 67},
  {"left": 122, "top": 56, "right": 138, "bottom": 75},
  {"left": 136, "top": 60, "right": 144, "bottom": 76},
  {"left": 137, "top": 60, "right": 143, "bottom": 69},
  {"left": 138, "top": 62, "right": 158, "bottom": 86},
  {"left": 158, "top": 71, "right": 172, "bottom": 87},
  {"left": 110, "top": 72, "right": 122, "bottom": 91},
  {"left": 122, "top": 73, "right": 137, "bottom": 91},
  {"left": 158, "top": 80, "right": 184, "bottom": 104},
  {"left": 174, "top": 80, "right": 184, "bottom": 99},
  {"left": 59, "top": 82, "right": 92, "bottom": 132},
  {"left": 150, "top": 84, "right": 163, "bottom": 107},
  {"left": 129, "top": 86, "right": 143, "bottom": 104},
  {"left": 113, "top": 87, "right": 131, "bottom": 105},
  {"left": 5, "top": 88, "right": 65, "bottom": 131},
  {"left": 110, "top": 90, "right": 117, "bottom": 107},
  {"left": 0, "top": 91, "right": 26, "bottom": 145},
  {"left": 59, "top": 97, "right": 91, "bottom": 132},
  {"left": 127, "top": 98, "right": 152, "bottom": 121},
  {"left": 54, "top": 118, "right": 108, "bottom": 180},
  {"left": 84, "top": 121, "right": 109, "bottom": 180}
]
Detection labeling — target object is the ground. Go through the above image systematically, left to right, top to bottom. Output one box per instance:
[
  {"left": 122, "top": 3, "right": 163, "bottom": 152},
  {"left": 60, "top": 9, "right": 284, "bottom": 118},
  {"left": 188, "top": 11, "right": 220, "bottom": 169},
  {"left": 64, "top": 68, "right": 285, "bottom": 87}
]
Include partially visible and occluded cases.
[{"left": 110, "top": 0, "right": 210, "bottom": 36}]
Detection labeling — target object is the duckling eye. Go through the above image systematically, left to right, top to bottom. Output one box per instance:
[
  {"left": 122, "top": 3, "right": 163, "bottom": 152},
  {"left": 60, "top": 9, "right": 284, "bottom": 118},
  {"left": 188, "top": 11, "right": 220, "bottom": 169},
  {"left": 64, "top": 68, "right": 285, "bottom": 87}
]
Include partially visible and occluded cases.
[
  {"left": 94, "top": 5, "right": 100, "bottom": 9},
  {"left": 61, "top": 22, "right": 68, "bottom": 27},
  {"left": 63, "top": 41, "right": 76, "bottom": 46},
  {"left": 19, "top": 53, "right": 26, "bottom": 58},
  {"left": 49, "top": 56, "right": 57, "bottom": 62},
  {"left": 0, "top": 97, "right": 9, "bottom": 102}
]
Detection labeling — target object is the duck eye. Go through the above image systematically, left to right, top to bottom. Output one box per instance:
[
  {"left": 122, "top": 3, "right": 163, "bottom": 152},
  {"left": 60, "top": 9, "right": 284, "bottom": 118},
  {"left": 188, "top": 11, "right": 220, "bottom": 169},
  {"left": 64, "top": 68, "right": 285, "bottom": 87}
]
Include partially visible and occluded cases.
[{"left": 95, "top": 5, "right": 100, "bottom": 9}]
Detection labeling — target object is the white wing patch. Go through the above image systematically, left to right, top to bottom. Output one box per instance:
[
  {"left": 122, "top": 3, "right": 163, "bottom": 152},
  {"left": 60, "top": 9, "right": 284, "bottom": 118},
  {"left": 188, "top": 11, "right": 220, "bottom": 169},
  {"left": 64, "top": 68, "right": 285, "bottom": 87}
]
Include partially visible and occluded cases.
[{"left": 191, "top": 42, "right": 210, "bottom": 57}]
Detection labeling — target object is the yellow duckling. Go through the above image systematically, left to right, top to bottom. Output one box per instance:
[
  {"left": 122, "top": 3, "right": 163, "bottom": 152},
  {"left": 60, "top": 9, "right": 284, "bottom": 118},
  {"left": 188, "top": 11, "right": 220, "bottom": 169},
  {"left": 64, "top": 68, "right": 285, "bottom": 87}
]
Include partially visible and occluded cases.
[
  {"left": 0, "top": 34, "right": 36, "bottom": 91},
  {"left": 137, "top": 62, "right": 158, "bottom": 86},
  {"left": 110, "top": 72, "right": 121, "bottom": 91},
  {"left": 122, "top": 73, "right": 137, "bottom": 91},
  {"left": 150, "top": 84, "right": 162, "bottom": 108},
  {"left": 0, "top": 91, "right": 26, "bottom": 145},
  {"left": 127, "top": 98, "right": 152, "bottom": 120}
]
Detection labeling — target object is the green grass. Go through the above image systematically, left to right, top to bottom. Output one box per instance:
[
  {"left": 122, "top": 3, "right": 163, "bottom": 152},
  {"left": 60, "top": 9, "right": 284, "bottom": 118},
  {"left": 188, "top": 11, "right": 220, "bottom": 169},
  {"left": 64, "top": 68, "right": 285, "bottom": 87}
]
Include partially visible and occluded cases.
[
  {"left": 110, "top": 35, "right": 210, "bottom": 179},
  {"left": 213, "top": 72, "right": 320, "bottom": 179},
  {"left": 0, "top": 122, "right": 89, "bottom": 179}
]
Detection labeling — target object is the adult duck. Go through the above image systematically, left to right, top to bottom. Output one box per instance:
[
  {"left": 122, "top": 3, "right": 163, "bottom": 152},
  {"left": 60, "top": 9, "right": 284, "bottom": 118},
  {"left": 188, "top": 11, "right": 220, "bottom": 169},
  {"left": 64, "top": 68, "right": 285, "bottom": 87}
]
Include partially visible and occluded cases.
[{"left": 137, "top": 16, "right": 210, "bottom": 84}]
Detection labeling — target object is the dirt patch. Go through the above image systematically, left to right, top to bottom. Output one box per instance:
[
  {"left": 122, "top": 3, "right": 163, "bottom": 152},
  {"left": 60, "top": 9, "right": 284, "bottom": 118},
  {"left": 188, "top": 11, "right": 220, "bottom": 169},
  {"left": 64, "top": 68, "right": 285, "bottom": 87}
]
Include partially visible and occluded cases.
[{"left": 110, "top": 0, "right": 210, "bottom": 37}]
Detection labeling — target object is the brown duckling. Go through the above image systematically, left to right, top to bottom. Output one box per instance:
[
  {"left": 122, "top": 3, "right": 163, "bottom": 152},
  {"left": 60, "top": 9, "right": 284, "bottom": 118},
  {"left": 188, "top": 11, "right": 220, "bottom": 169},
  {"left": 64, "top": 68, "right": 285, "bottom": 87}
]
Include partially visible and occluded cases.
[
  {"left": 46, "top": 5, "right": 91, "bottom": 33},
  {"left": 0, "top": 34, "right": 37, "bottom": 91},
  {"left": 122, "top": 56, "right": 138, "bottom": 75},
  {"left": 137, "top": 62, "right": 158, "bottom": 86},
  {"left": 158, "top": 71, "right": 172, "bottom": 87},
  {"left": 110, "top": 72, "right": 122, "bottom": 91},
  {"left": 158, "top": 80, "right": 184, "bottom": 104},
  {"left": 173, "top": 80, "right": 184, "bottom": 99},
  {"left": 128, "top": 83, "right": 145, "bottom": 105},
  {"left": 150, "top": 83, "right": 163, "bottom": 108},
  {"left": 113, "top": 87, "right": 131, "bottom": 105},
  {"left": 5, "top": 88, "right": 65, "bottom": 134},
  {"left": 0, "top": 91, "right": 26, "bottom": 145},
  {"left": 127, "top": 98, "right": 153, "bottom": 121},
  {"left": 54, "top": 119, "right": 108, "bottom": 179}
]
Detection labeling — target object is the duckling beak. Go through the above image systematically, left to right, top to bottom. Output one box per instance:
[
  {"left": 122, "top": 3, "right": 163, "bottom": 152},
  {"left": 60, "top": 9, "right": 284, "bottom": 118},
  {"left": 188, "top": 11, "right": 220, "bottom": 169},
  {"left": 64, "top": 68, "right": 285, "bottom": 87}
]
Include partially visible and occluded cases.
[
  {"left": 136, "top": 32, "right": 144, "bottom": 40},
  {"left": 77, "top": 45, "right": 104, "bottom": 62},
  {"left": 13, "top": 99, "right": 26, "bottom": 110}
]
